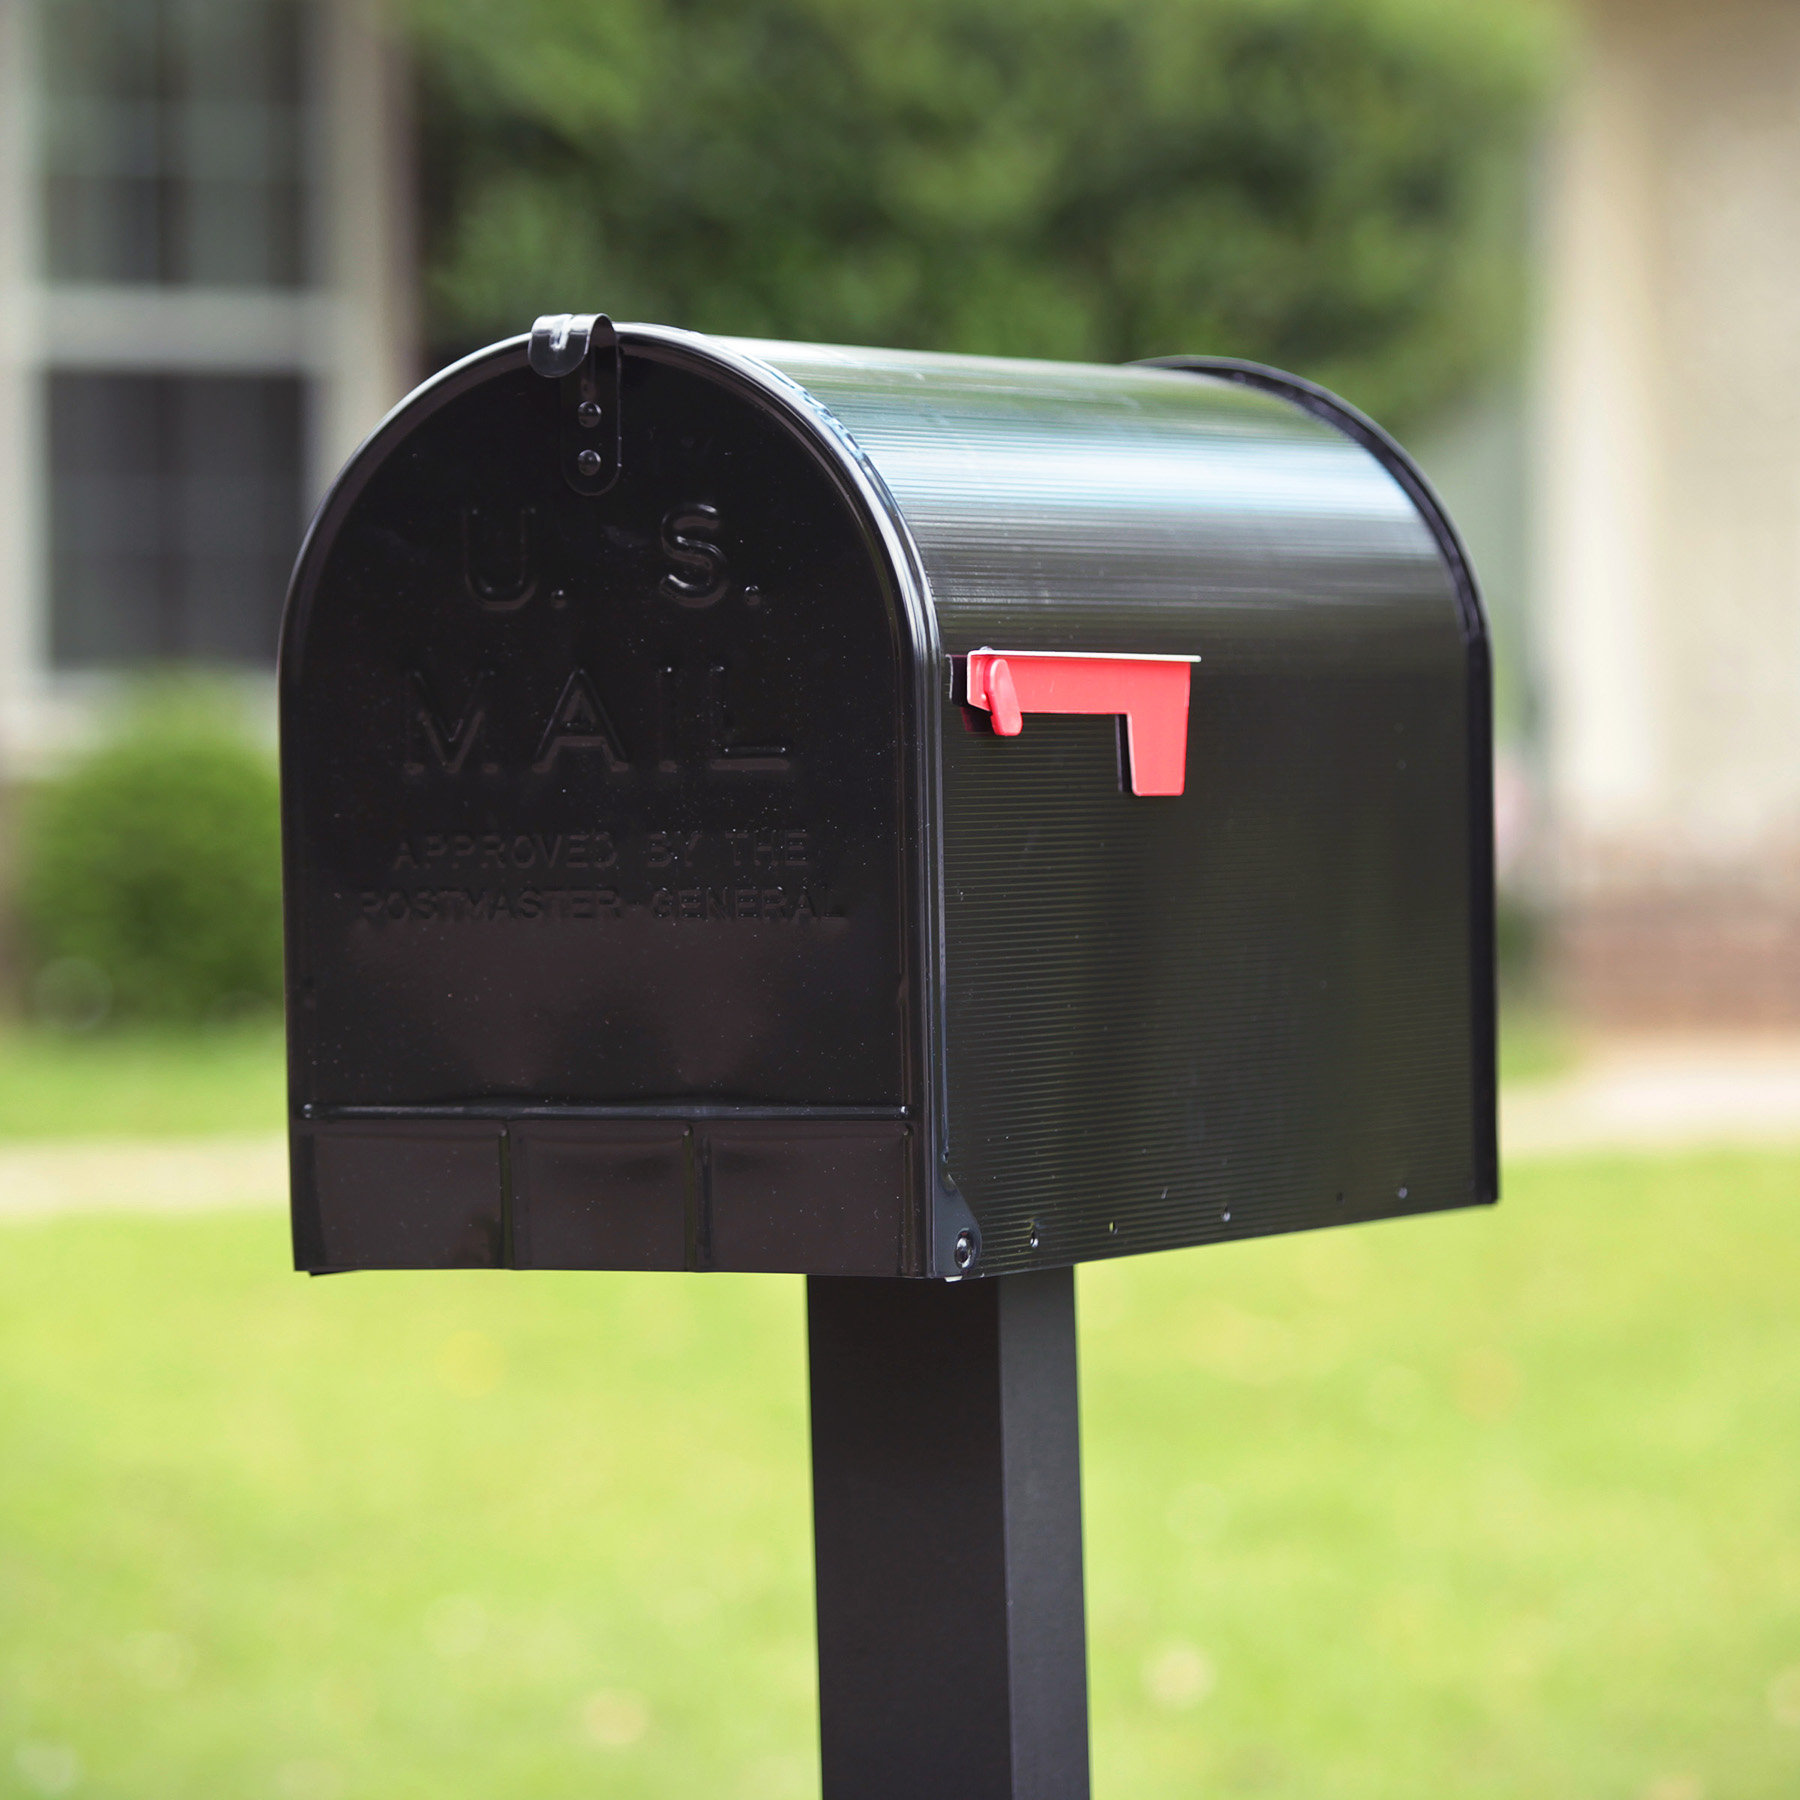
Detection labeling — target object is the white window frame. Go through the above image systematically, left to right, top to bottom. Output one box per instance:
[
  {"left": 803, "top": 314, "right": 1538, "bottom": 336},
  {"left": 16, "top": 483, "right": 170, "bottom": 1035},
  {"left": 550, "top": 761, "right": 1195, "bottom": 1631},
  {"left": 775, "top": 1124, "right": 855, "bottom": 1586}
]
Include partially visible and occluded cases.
[{"left": 0, "top": 0, "right": 415, "bottom": 768}]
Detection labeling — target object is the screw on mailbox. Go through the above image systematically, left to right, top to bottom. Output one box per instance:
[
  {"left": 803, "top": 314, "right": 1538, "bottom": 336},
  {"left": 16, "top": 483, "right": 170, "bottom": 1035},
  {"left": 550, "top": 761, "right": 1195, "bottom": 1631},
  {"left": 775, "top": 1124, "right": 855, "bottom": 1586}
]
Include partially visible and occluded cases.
[{"left": 278, "top": 315, "right": 1496, "bottom": 1800}]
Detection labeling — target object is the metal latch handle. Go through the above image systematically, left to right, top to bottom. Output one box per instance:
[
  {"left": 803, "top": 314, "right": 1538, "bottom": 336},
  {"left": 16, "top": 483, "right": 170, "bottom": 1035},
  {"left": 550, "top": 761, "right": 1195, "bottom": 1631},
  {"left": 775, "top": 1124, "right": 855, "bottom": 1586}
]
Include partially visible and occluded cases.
[{"left": 529, "top": 312, "right": 621, "bottom": 496}]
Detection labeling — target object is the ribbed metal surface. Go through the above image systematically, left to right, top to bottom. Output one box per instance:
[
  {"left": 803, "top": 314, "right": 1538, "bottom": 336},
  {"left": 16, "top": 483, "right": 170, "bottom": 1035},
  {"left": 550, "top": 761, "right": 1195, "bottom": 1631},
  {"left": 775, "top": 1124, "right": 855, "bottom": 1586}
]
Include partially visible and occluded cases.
[{"left": 735, "top": 341, "right": 1487, "bottom": 1275}]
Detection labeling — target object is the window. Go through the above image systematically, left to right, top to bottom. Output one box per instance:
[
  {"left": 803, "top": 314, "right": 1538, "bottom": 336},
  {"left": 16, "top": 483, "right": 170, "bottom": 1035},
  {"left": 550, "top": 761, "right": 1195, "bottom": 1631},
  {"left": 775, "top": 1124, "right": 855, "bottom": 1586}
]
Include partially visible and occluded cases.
[
  {"left": 32, "top": 0, "right": 318, "bottom": 670},
  {"left": 38, "top": 0, "right": 311, "bottom": 288},
  {"left": 49, "top": 373, "right": 303, "bottom": 667}
]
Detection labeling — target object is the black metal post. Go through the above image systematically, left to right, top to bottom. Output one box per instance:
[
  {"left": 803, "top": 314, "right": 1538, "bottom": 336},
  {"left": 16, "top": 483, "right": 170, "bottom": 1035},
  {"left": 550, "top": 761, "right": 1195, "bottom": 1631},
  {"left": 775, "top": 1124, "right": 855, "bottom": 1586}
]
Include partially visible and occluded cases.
[{"left": 807, "top": 1267, "right": 1090, "bottom": 1800}]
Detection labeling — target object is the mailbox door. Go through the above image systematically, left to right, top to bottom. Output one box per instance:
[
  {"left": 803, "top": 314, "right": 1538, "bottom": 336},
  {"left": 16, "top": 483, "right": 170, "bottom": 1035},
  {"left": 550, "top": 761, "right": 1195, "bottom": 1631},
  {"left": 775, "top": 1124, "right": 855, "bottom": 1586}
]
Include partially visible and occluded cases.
[{"left": 281, "top": 336, "right": 924, "bottom": 1273}]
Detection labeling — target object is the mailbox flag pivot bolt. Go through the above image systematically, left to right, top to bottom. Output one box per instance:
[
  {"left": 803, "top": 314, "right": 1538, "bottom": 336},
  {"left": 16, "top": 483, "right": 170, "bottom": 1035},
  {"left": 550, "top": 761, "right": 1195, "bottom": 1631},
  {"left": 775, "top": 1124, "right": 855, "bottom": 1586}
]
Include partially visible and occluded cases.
[
  {"left": 965, "top": 649, "right": 1199, "bottom": 796},
  {"left": 983, "top": 656, "right": 1024, "bottom": 736}
]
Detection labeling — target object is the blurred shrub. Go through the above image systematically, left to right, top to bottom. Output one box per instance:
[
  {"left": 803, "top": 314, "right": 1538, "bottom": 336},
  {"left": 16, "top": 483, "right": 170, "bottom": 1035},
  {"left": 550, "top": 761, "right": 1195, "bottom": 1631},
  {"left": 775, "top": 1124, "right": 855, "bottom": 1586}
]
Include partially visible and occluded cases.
[
  {"left": 410, "top": 0, "right": 1562, "bottom": 428},
  {"left": 17, "top": 690, "right": 282, "bottom": 1027},
  {"left": 1496, "top": 891, "right": 1543, "bottom": 995}
]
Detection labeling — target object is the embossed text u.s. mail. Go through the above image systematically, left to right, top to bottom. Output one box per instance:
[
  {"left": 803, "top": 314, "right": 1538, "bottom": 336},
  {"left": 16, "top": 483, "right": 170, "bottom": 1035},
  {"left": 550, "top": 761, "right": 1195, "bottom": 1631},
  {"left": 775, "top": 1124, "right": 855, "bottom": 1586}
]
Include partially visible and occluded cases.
[{"left": 404, "top": 663, "right": 791, "bottom": 777}]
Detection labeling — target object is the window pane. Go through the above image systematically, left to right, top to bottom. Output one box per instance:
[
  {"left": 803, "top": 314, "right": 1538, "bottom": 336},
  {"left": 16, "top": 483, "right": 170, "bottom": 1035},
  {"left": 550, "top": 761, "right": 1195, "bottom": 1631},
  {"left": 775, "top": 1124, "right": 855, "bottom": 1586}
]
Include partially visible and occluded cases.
[
  {"left": 38, "top": 0, "right": 311, "bottom": 287},
  {"left": 38, "top": 0, "right": 164, "bottom": 283},
  {"left": 49, "top": 372, "right": 303, "bottom": 667}
]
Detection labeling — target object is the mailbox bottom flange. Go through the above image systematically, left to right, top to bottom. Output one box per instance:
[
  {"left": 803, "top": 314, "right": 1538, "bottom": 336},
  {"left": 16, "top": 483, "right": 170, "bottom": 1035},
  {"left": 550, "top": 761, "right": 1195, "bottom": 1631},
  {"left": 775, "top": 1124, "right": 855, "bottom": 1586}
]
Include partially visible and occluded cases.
[{"left": 290, "top": 1113, "right": 914, "bottom": 1276}]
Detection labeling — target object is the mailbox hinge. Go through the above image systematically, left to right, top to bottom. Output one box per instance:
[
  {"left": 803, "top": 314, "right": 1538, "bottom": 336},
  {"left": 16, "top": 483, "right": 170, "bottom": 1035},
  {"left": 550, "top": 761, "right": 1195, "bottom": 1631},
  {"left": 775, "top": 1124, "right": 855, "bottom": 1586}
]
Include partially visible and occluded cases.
[{"left": 529, "top": 312, "right": 622, "bottom": 495}]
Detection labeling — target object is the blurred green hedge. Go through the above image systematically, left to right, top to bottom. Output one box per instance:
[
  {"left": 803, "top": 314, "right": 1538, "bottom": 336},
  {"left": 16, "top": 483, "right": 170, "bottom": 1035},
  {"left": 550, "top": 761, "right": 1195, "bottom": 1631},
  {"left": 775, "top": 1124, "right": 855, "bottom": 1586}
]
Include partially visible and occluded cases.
[
  {"left": 411, "top": 0, "right": 1563, "bottom": 429},
  {"left": 16, "top": 691, "right": 282, "bottom": 1027}
]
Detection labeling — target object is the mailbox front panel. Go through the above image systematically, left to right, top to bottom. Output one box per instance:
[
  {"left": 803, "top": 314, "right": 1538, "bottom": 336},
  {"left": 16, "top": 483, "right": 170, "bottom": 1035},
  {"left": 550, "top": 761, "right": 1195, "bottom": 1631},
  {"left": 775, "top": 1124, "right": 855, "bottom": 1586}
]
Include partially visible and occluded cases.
[{"left": 281, "top": 342, "right": 920, "bottom": 1273}]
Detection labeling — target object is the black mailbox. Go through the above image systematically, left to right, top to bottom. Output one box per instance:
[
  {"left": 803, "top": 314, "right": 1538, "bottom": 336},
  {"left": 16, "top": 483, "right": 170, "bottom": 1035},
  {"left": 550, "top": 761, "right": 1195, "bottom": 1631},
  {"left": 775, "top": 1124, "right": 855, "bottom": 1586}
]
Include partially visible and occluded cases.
[
  {"left": 282, "top": 315, "right": 1497, "bottom": 1797},
  {"left": 280, "top": 316, "right": 1495, "bottom": 1282}
]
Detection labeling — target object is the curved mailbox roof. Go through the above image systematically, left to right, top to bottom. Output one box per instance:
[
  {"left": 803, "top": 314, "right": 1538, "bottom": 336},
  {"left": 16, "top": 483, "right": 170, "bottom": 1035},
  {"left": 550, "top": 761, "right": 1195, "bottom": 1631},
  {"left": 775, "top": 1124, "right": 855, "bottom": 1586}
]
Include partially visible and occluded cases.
[{"left": 712, "top": 334, "right": 1465, "bottom": 660}]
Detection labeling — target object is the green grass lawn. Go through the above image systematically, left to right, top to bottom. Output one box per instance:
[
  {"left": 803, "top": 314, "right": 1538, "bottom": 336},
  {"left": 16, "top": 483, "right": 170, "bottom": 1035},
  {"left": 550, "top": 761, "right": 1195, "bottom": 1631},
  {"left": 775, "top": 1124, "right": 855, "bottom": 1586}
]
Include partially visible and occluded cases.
[
  {"left": 0, "top": 993, "right": 1566, "bottom": 1145},
  {"left": 1496, "top": 1000, "right": 1575, "bottom": 1087},
  {"left": 0, "top": 1021, "right": 285, "bottom": 1141},
  {"left": 4, "top": 1152, "right": 1800, "bottom": 1797}
]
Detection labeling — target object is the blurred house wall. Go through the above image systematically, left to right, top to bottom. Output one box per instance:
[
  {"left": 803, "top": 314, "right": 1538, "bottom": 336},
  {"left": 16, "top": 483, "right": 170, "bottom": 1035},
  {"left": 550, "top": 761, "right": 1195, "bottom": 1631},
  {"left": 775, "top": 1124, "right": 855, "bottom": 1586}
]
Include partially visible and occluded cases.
[
  {"left": 0, "top": 0, "right": 415, "bottom": 772},
  {"left": 1538, "top": 0, "right": 1800, "bottom": 1024},
  {"left": 1411, "top": 391, "right": 1535, "bottom": 871}
]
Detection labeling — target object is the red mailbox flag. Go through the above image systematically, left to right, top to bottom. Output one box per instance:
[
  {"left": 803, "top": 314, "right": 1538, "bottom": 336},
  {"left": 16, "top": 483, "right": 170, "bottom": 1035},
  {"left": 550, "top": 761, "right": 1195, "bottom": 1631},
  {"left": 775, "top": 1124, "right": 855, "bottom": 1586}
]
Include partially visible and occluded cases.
[{"left": 965, "top": 650, "right": 1198, "bottom": 796}]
